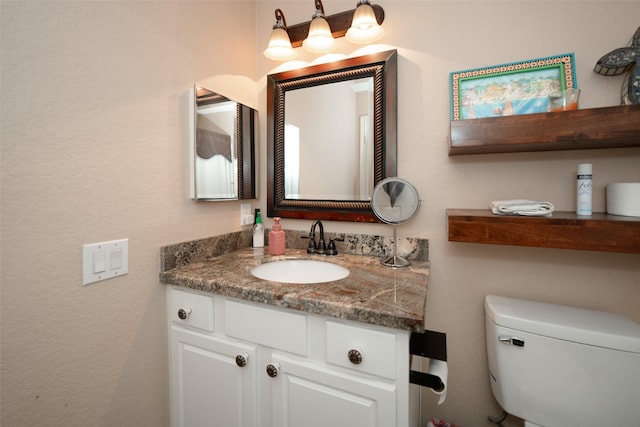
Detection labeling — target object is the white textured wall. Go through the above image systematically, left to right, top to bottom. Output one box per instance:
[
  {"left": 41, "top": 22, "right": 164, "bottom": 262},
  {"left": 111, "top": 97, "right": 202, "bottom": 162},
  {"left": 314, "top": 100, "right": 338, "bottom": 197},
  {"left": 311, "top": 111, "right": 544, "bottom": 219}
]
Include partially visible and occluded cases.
[
  {"left": 1, "top": 1, "right": 256, "bottom": 425},
  {"left": 2, "top": 1, "right": 639, "bottom": 426},
  {"left": 256, "top": 1, "right": 640, "bottom": 426}
]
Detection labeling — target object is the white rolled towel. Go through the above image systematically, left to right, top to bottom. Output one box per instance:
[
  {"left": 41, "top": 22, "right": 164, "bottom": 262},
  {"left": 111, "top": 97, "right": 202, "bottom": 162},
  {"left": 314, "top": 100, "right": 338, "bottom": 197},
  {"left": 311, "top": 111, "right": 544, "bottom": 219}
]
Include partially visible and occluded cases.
[{"left": 490, "top": 199, "right": 555, "bottom": 216}]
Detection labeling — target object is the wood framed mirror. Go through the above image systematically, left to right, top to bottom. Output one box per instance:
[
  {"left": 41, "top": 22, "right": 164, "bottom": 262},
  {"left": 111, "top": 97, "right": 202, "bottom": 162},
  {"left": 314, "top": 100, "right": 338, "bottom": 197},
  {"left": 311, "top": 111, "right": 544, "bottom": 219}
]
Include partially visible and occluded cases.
[{"left": 267, "top": 50, "right": 397, "bottom": 222}]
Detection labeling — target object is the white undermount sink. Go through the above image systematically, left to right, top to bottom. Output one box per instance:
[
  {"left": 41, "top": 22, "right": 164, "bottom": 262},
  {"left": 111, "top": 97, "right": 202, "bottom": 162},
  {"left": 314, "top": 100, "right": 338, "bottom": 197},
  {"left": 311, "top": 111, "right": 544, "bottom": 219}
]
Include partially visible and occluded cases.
[{"left": 251, "top": 259, "right": 350, "bottom": 284}]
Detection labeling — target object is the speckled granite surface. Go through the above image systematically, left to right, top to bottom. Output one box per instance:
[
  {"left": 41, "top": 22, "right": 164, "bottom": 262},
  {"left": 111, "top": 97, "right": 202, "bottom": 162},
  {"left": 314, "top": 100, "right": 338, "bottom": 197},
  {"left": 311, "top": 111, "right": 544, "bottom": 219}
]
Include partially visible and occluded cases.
[
  {"left": 160, "top": 228, "right": 428, "bottom": 271},
  {"left": 160, "top": 231, "right": 429, "bottom": 331}
]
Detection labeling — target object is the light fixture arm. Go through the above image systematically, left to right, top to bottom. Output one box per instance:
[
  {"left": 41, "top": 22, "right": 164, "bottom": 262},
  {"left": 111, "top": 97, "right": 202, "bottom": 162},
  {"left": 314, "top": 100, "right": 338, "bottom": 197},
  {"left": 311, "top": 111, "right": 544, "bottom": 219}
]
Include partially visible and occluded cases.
[
  {"left": 313, "top": 0, "right": 326, "bottom": 18},
  {"left": 285, "top": 2, "right": 384, "bottom": 48},
  {"left": 273, "top": 8, "right": 287, "bottom": 29}
]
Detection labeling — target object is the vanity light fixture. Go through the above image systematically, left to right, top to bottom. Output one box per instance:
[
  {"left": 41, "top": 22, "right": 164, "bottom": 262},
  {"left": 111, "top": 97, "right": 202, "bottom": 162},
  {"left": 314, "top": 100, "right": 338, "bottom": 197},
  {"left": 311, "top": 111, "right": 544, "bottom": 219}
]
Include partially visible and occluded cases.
[
  {"left": 302, "top": 0, "right": 336, "bottom": 54},
  {"left": 346, "top": 0, "right": 384, "bottom": 44},
  {"left": 263, "top": 1, "right": 385, "bottom": 61},
  {"left": 263, "top": 9, "right": 297, "bottom": 61}
]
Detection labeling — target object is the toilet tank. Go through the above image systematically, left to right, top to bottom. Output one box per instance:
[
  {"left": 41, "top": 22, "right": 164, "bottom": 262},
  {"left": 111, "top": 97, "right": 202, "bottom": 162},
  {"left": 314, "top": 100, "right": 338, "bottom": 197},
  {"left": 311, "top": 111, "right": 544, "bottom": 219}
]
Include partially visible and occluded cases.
[{"left": 485, "top": 295, "right": 640, "bottom": 427}]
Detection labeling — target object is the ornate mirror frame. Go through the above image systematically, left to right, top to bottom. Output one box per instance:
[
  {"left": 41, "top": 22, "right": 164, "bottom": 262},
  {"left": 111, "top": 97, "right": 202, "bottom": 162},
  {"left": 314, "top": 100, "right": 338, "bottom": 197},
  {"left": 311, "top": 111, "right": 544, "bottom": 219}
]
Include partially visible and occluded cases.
[{"left": 267, "top": 49, "right": 397, "bottom": 222}]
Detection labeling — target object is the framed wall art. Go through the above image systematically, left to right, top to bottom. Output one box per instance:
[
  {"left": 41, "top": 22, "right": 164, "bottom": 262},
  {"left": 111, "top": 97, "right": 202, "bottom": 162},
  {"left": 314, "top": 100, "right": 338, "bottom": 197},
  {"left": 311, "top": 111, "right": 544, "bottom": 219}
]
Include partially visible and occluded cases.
[{"left": 450, "top": 53, "right": 577, "bottom": 120}]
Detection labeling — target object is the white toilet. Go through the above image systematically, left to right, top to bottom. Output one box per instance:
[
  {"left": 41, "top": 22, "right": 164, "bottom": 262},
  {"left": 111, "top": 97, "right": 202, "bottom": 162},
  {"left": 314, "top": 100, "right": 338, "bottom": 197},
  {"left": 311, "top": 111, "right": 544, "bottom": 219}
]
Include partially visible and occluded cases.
[{"left": 484, "top": 294, "right": 640, "bottom": 427}]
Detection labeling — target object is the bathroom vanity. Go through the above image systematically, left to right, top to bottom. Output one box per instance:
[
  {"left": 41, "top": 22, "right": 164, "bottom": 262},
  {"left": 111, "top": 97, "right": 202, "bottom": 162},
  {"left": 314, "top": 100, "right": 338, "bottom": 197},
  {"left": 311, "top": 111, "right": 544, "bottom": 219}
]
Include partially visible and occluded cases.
[{"left": 160, "top": 239, "right": 429, "bottom": 427}]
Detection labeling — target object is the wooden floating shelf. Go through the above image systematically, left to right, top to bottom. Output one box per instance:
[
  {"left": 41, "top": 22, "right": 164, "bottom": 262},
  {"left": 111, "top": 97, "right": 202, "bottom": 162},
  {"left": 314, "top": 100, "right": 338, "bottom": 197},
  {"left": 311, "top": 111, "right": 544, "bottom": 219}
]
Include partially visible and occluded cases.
[
  {"left": 449, "top": 105, "right": 640, "bottom": 155},
  {"left": 447, "top": 209, "right": 640, "bottom": 254}
]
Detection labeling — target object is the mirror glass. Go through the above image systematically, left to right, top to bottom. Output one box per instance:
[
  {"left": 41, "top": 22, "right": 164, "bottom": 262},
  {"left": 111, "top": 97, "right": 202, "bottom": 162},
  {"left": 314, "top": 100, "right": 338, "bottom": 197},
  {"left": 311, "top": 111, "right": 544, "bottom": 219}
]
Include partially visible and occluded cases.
[
  {"left": 267, "top": 50, "right": 397, "bottom": 222},
  {"left": 284, "top": 77, "right": 374, "bottom": 201},
  {"left": 191, "top": 85, "right": 257, "bottom": 201},
  {"left": 371, "top": 177, "right": 420, "bottom": 224}
]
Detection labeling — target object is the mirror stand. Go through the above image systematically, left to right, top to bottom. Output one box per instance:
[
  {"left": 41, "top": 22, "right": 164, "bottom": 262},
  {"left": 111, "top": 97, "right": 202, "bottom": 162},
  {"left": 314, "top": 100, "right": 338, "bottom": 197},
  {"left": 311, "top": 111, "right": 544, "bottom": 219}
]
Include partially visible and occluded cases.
[
  {"left": 371, "top": 177, "right": 421, "bottom": 268},
  {"left": 382, "top": 223, "right": 411, "bottom": 268}
]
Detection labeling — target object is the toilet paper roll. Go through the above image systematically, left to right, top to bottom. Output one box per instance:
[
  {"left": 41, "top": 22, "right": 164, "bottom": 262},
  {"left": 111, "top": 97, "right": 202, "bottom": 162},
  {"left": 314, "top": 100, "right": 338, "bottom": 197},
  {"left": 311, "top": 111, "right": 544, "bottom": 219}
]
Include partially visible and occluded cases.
[
  {"left": 607, "top": 182, "right": 640, "bottom": 217},
  {"left": 428, "top": 359, "right": 448, "bottom": 405}
]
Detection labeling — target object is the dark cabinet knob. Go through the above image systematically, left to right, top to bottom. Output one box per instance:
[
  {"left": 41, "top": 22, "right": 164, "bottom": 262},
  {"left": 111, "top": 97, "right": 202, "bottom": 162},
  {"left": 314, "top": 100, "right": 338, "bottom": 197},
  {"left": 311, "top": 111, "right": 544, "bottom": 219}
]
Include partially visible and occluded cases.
[
  {"left": 177, "top": 307, "right": 192, "bottom": 320},
  {"left": 348, "top": 348, "right": 363, "bottom": 365},
  {"left": 235, "top": 353, "right": 249, "bottom": 367},
  {"left": 266, "top": 363, "right": 280, "bottom": 378}
]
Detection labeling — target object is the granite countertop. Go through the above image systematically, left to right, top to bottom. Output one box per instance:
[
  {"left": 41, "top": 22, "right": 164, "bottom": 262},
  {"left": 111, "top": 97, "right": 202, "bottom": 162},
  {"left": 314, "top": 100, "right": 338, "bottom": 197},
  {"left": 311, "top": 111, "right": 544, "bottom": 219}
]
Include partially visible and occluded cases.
[{"left": 160, "top": 247, "right": 429, "bottom": 332}]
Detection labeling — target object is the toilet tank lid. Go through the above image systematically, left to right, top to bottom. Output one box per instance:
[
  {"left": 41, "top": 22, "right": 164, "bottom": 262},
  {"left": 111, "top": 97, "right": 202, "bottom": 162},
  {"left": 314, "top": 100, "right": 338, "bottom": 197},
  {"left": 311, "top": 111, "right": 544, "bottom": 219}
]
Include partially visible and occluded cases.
[{"left": 485, "top": 295, "right": 640, "bottom": 353}]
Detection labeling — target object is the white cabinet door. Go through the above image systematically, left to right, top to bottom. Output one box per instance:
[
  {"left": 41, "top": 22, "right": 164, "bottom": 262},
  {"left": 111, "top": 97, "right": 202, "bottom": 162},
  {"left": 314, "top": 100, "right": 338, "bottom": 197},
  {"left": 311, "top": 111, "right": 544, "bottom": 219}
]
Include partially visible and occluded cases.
[
  {"left": 171, "top": 327, "right": 258, "bottom": 427},
  {"left": 268, "top": 353, "right": 396, "bottom": 427}
]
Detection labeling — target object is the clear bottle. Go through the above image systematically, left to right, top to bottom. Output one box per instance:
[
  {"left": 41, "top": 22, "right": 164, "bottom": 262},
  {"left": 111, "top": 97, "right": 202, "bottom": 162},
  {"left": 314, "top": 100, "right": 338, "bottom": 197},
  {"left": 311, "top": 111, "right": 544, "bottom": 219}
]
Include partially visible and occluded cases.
[
  {"left": 577, "top": 163, "right": 592, "bottom": 216},
  {"left": 253, "top": 210, "right": 264, "bottom": 248},
  {"left": 269, "top": 217, "right": 286, "bottom": 255}
]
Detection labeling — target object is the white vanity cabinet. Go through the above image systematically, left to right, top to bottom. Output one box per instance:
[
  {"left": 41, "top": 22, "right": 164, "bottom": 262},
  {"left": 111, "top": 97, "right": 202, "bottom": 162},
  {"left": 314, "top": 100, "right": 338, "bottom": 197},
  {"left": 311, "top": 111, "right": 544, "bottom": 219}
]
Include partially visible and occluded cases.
[
  {"left": 168, "top": 287, "right": 417, "bottom": 427},
  {"left": 169, "top": 289, "right": 259, "bottom": 427},
  {"left": 171, "top": 329, "right": 259, "bottom": 427},
  {"left": 268, "top": 352, "right": 398, "bottom": 427}
]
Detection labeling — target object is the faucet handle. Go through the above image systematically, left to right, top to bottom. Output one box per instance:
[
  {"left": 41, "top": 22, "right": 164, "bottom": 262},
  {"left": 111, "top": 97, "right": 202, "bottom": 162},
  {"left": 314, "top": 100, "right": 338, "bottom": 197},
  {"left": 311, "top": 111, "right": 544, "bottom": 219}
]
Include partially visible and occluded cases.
[
  {"left": 302, "top": 235, "right": 318, "bottom": 254},
  {"left": 326, "top": 237, "right": 344, "bottom": 256}
]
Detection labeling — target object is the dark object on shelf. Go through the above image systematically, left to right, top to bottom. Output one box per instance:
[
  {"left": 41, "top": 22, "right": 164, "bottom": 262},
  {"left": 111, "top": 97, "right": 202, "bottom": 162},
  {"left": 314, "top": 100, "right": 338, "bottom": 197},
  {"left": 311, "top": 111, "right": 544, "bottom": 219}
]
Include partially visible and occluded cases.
[{"left": 594, "top": 26, "right": 640, "bottom": 105}]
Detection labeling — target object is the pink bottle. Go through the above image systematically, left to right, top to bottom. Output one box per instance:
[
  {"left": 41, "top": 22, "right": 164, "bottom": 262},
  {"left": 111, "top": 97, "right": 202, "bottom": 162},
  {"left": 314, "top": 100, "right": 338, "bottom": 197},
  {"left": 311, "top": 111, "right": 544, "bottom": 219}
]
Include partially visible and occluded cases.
[{"left": 269, "top": 217, "right": 286, "bottom": 255}]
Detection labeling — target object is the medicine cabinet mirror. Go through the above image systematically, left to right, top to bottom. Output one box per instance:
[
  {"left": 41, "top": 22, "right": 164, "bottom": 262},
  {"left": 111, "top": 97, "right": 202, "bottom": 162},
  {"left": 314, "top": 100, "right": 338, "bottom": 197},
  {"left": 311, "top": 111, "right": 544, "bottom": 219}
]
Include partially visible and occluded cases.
[
  {"left": 267, "top": 49, "right": 397, "bottom": 222},
  {"left": 190, "top": 85, "right": 257, "bottom": 201}
]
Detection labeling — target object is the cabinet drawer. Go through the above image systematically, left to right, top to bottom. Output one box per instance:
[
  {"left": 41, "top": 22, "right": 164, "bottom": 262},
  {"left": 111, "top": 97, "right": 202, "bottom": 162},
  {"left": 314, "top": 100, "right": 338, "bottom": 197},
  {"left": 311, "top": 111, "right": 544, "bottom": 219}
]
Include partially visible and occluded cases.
[
  {"left": 170, "top": 288, "right": 214, "bottom": 332},
  {"left": 225, "top": 299, "right": 307, "bottom": 356},
  {"left": 326, "top": 321, "right": 397, "bottom": 380}
]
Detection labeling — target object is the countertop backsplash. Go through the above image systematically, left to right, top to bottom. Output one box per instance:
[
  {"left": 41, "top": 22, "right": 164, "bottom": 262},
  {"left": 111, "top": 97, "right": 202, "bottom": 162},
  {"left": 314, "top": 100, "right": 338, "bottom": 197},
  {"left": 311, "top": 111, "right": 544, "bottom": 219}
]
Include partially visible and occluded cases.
[{"left": 160, "top": 228, "right": 429, "bottom": 272}]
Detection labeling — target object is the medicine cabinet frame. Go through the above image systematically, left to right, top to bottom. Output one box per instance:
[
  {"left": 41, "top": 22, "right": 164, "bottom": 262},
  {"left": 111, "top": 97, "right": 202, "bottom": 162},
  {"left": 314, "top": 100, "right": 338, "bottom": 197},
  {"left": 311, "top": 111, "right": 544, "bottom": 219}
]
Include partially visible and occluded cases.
[{"left": 190, "top": 85, "right": 257, "bottom": 201}]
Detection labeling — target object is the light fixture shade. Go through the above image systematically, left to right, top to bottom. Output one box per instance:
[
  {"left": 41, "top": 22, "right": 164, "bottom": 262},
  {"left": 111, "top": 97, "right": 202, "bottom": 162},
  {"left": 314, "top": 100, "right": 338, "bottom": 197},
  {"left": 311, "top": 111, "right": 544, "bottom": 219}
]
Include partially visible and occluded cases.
[
  {"left": 346, "top": 2, "right": 384, "bottom": 44},
  {"left": 302, "top": 16, "right": 336, "bottom": 53},
  {"left": 264, "top": 27, "right": 297, "bottom": 61}
]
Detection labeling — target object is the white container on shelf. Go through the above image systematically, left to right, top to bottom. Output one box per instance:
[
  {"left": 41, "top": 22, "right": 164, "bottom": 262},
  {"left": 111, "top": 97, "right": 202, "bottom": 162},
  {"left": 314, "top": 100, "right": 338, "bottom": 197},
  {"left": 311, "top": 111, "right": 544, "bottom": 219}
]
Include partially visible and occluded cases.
[{"left": 607, "top": 182, "right": 640, "bottom": 217}]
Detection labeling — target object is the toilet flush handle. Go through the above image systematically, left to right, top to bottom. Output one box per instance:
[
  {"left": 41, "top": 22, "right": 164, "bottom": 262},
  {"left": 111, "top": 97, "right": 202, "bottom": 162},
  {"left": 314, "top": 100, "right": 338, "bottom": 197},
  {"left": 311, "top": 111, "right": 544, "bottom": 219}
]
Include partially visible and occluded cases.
[{"left": 499, "top": 336, "right": 525, "bottom": 347}]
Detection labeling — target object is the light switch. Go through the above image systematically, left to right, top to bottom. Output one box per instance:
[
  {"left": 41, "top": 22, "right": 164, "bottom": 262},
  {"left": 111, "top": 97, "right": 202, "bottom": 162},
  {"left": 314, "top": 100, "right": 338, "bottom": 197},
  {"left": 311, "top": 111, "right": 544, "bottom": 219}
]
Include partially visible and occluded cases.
[
  {"left": 240, "top": 203, "right": 254, "bottom": 226},
  {"left": 82, "top": 239, "right": 128, "bottom": 285},
  {"left": 110, "top": 249, "right": 122, "bottom": 270},
  {"left": 93, "top": 251, "right": 106, "bottom": 273}
]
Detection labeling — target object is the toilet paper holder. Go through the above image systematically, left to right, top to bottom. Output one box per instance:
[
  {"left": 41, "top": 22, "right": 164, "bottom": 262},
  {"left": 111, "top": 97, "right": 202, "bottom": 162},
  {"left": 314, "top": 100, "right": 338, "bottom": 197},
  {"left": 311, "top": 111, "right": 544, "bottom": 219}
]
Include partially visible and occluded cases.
[{"left": 410, "top": 330, "right": 447, "bottom": 391}]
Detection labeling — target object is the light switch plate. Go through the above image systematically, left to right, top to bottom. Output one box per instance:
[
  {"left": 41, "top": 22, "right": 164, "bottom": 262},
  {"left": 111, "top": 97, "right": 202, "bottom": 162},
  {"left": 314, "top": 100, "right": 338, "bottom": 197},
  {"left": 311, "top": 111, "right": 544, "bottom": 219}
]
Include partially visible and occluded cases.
[
  {"left": 240, "top": 203, "right": 254, "bottom": 226},
  {"left": 82, "top": 239, "right": 128, "bottom": 285}
]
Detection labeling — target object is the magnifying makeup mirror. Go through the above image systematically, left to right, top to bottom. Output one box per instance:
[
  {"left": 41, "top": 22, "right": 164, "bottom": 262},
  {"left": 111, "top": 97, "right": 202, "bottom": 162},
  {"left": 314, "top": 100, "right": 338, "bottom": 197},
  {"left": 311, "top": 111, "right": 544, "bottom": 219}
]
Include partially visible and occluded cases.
[{"left": 371, "top": 177, "right": 421, "bottom": 267}]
